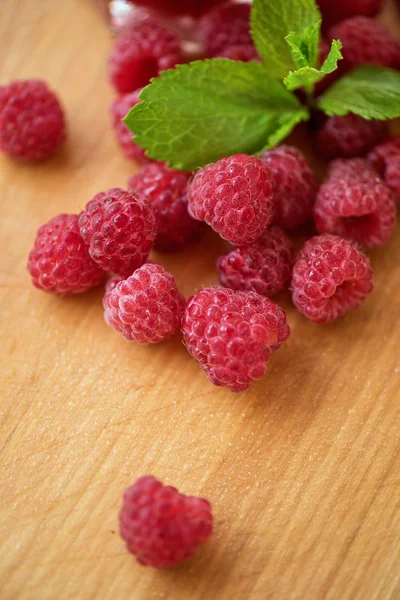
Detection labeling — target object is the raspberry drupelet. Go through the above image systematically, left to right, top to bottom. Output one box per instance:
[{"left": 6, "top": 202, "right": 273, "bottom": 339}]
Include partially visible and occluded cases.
[
  {"left": 318, "top": 0, "right": 383, "bottom": 29},
  {"left": 200, "top": 3, "right": 252, "bottom": 57},
  {"left": 327, "top": 17, "right": 400, "bottom": 74},
  {"left": 109, "top": 19, "right": 183, "bottom": 94},
  {"left": 0, "top": 79, "right": 65, "bottom": 161},
  {"left": 110, "top": 90, "right": 156, "bottom": 164},
  {"left": 314, "top": 114, "right": 389, "bottom": 160},
  {"left": 368, "top": 136, "right": 400, "bottom": 205},
  {"left": 261, "top": 146, "right": 318, "bottom": 230},
  {"left": 188, "top": 154, "right": 275, "bottom": 245},
  {"left": 314, "top": 159, "right": 396, "bottom": 249},
  {"left": 128, "top": 164, "right": 202, "bottom": 252},
  {"left": 78, "top": 188, "right": 156, "bottom": 277},
  {"left": 27, "top": 214, "right": 104, "bottom": 295},
  {"left": 217, "top": 226, "right": 294, "bottom": 297},
  {"left": 292, "top": 234, "right": 373, "bottom": 324},
  {"left": 103, "top": 263, "right": 185, "bottom": 343},
  {"left": 182, "top": 286, "right": 290, "bottom": 392},
  {"left": 119, "top": 476, "right": 213, "bottom": 568}
]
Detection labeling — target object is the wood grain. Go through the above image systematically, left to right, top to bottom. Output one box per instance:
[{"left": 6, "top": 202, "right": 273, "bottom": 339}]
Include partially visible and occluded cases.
[{"left": 1, "top": 1, "right": 400, "bottom": 599}]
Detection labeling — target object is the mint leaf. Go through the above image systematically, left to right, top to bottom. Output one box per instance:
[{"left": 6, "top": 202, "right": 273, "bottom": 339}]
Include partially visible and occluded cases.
[
  {"left": 251, "top": 0, "right": 321, "bottom": 79},
  {"left": 284, "top": 40, "right": 342, "bottom": 91},
  {"left": 125, "top": 60, "right": 309, "bottom": 171},
  {"left": 318, "top": 65, "right": 400, "bottom": 119}
]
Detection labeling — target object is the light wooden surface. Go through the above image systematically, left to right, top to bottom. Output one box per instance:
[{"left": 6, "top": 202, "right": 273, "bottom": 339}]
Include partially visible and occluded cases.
[{"left": 1, "top": 1, "right": 400, "bottom": 599}]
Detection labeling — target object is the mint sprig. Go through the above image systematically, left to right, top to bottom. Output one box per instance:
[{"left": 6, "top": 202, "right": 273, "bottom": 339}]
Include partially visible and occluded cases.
[{"left": 124, "top": 0, "right": 400, "bottom": 171}]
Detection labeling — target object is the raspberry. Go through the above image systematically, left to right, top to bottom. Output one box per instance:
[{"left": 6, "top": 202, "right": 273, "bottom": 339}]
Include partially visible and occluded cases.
[
  {"left": 132, "top": 0, "right": 225, "bottom": 17},
  {"left": 318, "top": 0, "right": 383, "bottom": 29},
  {"left": 200, "top": 3, "right": 252, "bottom": 57},
  {"left": 327, "top": 17, "right": 400, "bottom": 74},
  {"left": 109, "top": 19, "right": 183, "bottom": 94},
  {"left": 217, "top": 44, "right": 260, "bottom": 62},
  {"left": 0, "top": 79, "right": 65, "bottom": 161},
  {"left": 111, "top": 90, "right": 156, "bottom": 164},
  {"left": 313, "top": 114, "right": 389, "bottom": 160},
  {"left": 368, "top": 136, "right": 400, "bottom": 205},
  {"left": 261, "top": 146, "right": 318, "bottom": 230},
  {"left": 188, "top": 154, "right": 275, "bottom": 245},
  {"left": 314, "top": 159, "right": 396, "bottom": 249},
  {"left": 128, "top": 164, "right": 202, "bottom": 251},
  {"left": 78, "top": 188, "right": 156, "bottom": 276},
  {"left": 27, "top": 214, "right": 104, "bottom": 295},
  {"left": 216, "top": 226, "right": 294, "bottom": 297},
  {"left": 292, "top": 234, "right": 373, "bottom": 323},
  {"left": 104, "top": 263, "right": 185, "bottom": 343},
  {"left": 182, "top": 286, "right": 290, "bottom": 392},
  {"left": 119, "top": 476, "right": 213, "bottom": 567}
]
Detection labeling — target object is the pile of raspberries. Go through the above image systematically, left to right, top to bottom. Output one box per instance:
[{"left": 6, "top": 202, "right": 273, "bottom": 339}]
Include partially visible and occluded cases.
[{"left": 1, "top": 0, "right": 399, "bottom": 569}]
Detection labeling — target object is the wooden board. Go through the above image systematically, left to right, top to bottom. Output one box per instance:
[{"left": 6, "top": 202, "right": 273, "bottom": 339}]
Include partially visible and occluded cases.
[{"left": 1, "top": 1, "right": 400, "bottom": 598}]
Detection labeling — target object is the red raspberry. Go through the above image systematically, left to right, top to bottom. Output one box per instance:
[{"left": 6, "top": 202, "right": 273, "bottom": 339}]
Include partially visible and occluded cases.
[
  {"left": 132, "top": 0, "right": 225, "bottom": 17},
  {"left": 318, "top": 0, "right": 383, "bottom": 29},
  {"left": 200, "top": 3, "right": 251, "bottom": 57},
  {"left": 327, "top": 17, "right": 400, "bottom": 74},
  {"left": 109, "top": 19, "right": 183, "bottom": 94},
  {"left": 217, "top": 44, "right": 260, "bottom": 62},
  {"left": 0, "top": 79, "right": 65, "bottom": 162},
  {"left": 110, "top": 90, "right": 156, "bottom": 164},
  {"left": 313, "top": 114, "right": 389, "bottom": 160},
  {"left": 368, "top": 136, "right": 400, "bottom": 205},
  {"left": 261, "top": 146, "right": 318, "bottom": 230},
  {"left": 188, "top": 154, "right": 275, "bottom": 245},
  {"left": 314, "top": 159, "right": 396, "bottom": 249},
  {"left": 128, "top": 164, "right": 202, "bottom": 251},
  {"left": 78, "top": 188, "right": 156, "bottom": 276},
  {"left": 27, "top": 214, "right": 104, "bottom": 295},
  {"left": 216, "top": 226, "right": 294, "bottom": 297},
  {"left": 292, "top": 234, "right": 373, "bottom": 323},
  {"left": 104, "top": 263, "right": 185, "bottom": 343},
  {"left": 182, "top": 286, "right": 290, "bottom": 392},
  {"left": 120, "top": 476, "right": 213, "bottom": 568}
]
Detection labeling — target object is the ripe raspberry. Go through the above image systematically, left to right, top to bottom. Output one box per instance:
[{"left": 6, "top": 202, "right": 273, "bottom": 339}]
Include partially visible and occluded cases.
[
  {"left": 132, "top": 0, "right": 225, "bottom": 17},
  {"left": 318, "top": 0, "right": 383, "bottom": 29},
  {"left": 200, "top": 3, "right": 251, "bottom": 57},
  {"left": 327, "top": 17, "right": 400, "bottom": 74},
  {"left": 109, "top": 19, "right": 183, "bottom": 94},
  {"left": 217, "top": 44, "right": 260, "bottom": 62},
  {"left": 0, "top": 79, "right": 65, "bottom": 161},
  {"left": 111, "top": 90, "right": 156, "bottom": 164},
  {"left": 313, "top": 114, "right": 389, "bottom": 160},
  {"left": 368, "top": 136, "right": 400, "bottom": 205},
  {"left": 261, "top": 146, "right": 318, "bottom": 230},
  {"left": 188, "top": 154, "right": 275, "bottom": 245},
  {"left": 314, "top": 159, "right": 396, "bottom": 249},
  {"left": 128, "top": 164, "right": 202, "bottom": 251},
  {"left": 78, "top": 188, "right": 156, "bottom": 276},
  {"left": 27, "top": 214, "right": 104, "bottom": 295},
  {"left": 217, "top": 227, "right": 294, "bottom": 297},
  {"left": 292, "top": 234, "right": 373, "bottom": 323},
  {"left": 103, "top": 263, "right": 185, "bottom": 343},
  {"left": 182, "top": 286, "right": 290, "bottom": 392},
  {"left": 120, "top": 476, "right": 213, "bottom": 567}
]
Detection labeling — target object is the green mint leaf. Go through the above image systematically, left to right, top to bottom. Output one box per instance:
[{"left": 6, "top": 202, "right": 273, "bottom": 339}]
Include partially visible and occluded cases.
[
  {"left": 251, "top": 0, "right": 321, "bottom": 78},
  {"left": 285, "top": 21, "right": 321, "bottom": 69},
  {"left": 284, "top": 40, "right": 342, "bottom": 91},
  {"left": 124, "top": 60, "right": 309, "bottom": 171},
  {"left": 318, "top": 65, "right": 400, "bottom": 119}
]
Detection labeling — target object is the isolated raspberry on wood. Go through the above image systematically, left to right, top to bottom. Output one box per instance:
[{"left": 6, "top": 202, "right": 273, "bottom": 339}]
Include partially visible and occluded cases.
[
  {"left": 0, "top": 79, "right": 65, "bottom": 161},
  {"left": 27, "top": 214, "right": 103, "bottom": 295},
  {"left": 292, "top": 234, "right": 373, "bottom": 323},
  {"left": 182, "top": 286, "right": 290, "bottom": 392},
  {"left": 120, "top": 476, "right": 213, "bottom": 567}
]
